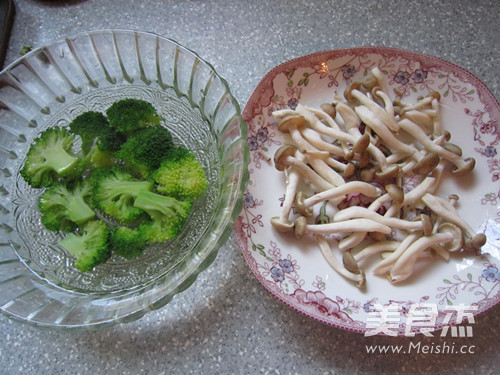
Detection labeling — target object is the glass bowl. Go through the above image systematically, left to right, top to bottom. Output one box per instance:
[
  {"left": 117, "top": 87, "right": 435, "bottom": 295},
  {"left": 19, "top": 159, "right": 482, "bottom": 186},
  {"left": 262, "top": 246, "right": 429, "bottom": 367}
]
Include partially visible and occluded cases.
[{"left": 0, "top": 29, "right": 249, "bottom": 329}]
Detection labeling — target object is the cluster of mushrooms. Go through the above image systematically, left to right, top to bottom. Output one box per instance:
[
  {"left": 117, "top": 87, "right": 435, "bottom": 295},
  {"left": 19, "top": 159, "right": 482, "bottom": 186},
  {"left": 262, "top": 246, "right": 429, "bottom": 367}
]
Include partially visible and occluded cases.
[{"left": 270, "top": 67, "right": 486, "bottom": 288}]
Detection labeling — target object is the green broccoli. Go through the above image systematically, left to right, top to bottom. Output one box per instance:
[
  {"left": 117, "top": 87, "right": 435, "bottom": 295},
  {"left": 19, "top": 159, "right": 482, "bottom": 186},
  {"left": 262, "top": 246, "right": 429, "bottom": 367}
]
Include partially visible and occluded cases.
[
  {"left": 105, "top": 98, "right": 162, "bottom": 135},
  {"left": 68, "top": 111, "right": 126, "bottom": 154},
  {"left": 116, "top": 126, "right": 175, "bottom": 177},
  {"left": 20, "top": 127, "right": 85, "bottom": 188},
  {"left": 85, "top": 143, "right": 116, "bottom": 170},
  {"left": 153, "top": 150, "right": 207, "bottom": 201},
  {"left": 90, "top": 166, "right": 153, "bottom": 223},
  {"left": 38, "top": 180, "right": 95, "bottom": 232},
  {"left": 134, "top": 190, "right": 192, "bottom": 242},
  {"left": 58, "top": 220, "right": 111, "bottom": 272},
  {"left": 110, "top": 226, "right": 149, "bottom": 260}
]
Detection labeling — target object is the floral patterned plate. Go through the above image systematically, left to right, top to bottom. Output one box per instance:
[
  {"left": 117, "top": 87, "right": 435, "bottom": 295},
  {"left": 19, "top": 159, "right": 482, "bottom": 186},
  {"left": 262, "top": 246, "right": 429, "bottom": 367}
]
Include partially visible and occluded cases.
[{"left": 235, "top": 47, "right": 500, "bottom": 335}]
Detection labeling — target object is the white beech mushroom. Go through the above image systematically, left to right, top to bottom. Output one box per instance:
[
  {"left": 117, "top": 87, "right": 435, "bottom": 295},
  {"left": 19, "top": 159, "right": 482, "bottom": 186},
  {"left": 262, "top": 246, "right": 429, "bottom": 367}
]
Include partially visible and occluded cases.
[
  {"left": 268, "top": 67, "right": 485, "bottom": 287},
  {"left": 350, "top": 89, "right": 399, "bottom": 132},
  {"left": 335, "top": 102, "right": 391, "bottom": 170},
  {"left": 355, "top": 105, "right": 416, "bottom": 155},
  {"left": 398, "top": 118, "right": 476, "bottom": 174},
  {"left": 273, "top": 145, "right": 334, "bottom": 191},
  {"left": 270, "top": 151, "right": 304, "bottom": 232},
  {"left": 294, "top": 181, "right": 383, "bottom": 216},
  {"left": 421, "top": 193, "right": 486, "bottom": 249},
  {"left": 333, "top": 206, "right": 432, "bottom": 233},
  {"left": 293, "top": 215, "right": 391, "bottom": 240},
  {"left": 389, "top": 229, "right": 457, "bottom": 283},
  {"left": 315, "top": 234, "right": 366, "bottom": 288}
]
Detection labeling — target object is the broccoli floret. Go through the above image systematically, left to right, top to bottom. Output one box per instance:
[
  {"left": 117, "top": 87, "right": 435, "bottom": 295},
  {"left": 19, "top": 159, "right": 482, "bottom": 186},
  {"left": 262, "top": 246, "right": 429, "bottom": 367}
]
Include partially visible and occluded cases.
[
  {"left": 106, "top": 98, "right": 162, "bottom": 135},
  {"left": 68, "top": 111, "right": 126, "bottom": 154},
  {"left": 68, "top": 111, "right": 108, "bottom": 153},
  {"left": 116, "top": 126, "right": 175, "bottom": 177},
  {"left": 20, "top": 127, "right": 85, "bottom": 188},
  {"left": 98, "top": 129, "right": 127, "bottom": 153},
  {"left": 153, "top": 150, "right": 207, "bottom": 201},
  {"left": 90, "top": 166, "right": 153, "bottom": 223},
  {"left": 38, "top": 180, "right": 95, "bottom": 232},
  {"left": 134, "top": 190, "right": 192, "bottom": 242},
  {"left": 58, "top": 220, "right": 111, "bottom": 272},
  {"left": 110, "top": 226, "right": 148, "bottom": 260}
]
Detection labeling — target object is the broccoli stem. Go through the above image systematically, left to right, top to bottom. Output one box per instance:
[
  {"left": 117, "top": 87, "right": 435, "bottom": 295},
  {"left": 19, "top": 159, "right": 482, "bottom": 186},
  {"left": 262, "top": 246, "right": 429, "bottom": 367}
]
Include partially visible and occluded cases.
[
  {"left": 42, "top": 148, "right": 80, "bottom": 175},
  {"left": 108, "top": 181, "right": 153, "bottom": 198},
  {"left": 134, "top": 190, "right": 187, "bottom": 219},
  {"left": 67, "top": 195, "right": 95, "bottom": 225},
  {"left": 58, "top": 233, "right": 85, "bottom": 259}
]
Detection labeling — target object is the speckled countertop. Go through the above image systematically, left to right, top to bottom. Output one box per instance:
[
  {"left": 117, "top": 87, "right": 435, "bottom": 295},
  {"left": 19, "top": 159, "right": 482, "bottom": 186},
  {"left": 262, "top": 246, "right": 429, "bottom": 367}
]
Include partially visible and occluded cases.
[{"left": 1, "top": 1, "right": 499, "bottom": 374}]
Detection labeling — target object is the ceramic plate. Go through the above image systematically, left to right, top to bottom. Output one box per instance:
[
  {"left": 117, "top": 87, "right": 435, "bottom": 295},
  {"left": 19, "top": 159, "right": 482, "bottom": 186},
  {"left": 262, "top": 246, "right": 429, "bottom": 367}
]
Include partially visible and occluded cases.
[{"left": 235, "top": 47, "right": 500, "bottom": 335}]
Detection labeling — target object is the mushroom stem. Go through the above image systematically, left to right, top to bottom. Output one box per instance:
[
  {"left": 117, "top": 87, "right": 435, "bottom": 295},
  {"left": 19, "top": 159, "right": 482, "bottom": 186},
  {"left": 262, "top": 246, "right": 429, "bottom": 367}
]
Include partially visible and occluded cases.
[
  {"left": 373, "top": 88, "right": 395, "bottom": 119},
  {"left": 351, "top": 89, "right": 399, "bottom": 132},
  {"left": 400, "top": 96, "right": 434, "bottom": 112},
  {"left": 431, "top": 97, "right": 443, "bottom": 136},
  {"left": 336, "top": 102, "right": 390, "bottom": 169},
  {"left": 295, "top": 104, "right": 355, "bottom": 151},
  {"left": 355, "top": 105, "right": 416, "bottom": 155},
  {"left": 402, "top": 110, "right": 434, "bottom": 133},
  {"left": 275, "top": 116, "right": 346, "bottom": 187},
  {"left": 300, "top": 127, "right": 344, "bottom": 156},
  {"left": 274, "top": 146, "right": 335, "bottom": 191},
  {"left": 307, "top": 156, "right": 346, "bottom": 187},
  {"left": 279, "top": 166, "right": 300, "bottom": 223},
  {"left": 301, "top": 181, "right": 382, "bottom": 208},
  {"left": 421, "top": 193, "right": 475, "bottom": 236},
  {"left": 333, "top": 206, "right": 427, "bottom": 231},
  {"left": 294, "top": 216, "right": 391, "bottom": 239},
  {"left": 389, "top": 232, "right": 454, "bottom": 283},
  {"left": 373, "top": 233, "right": 419, "bottom": 276},
  {"left": 354, "top": 240, "right": 401, "bottom": 262}
]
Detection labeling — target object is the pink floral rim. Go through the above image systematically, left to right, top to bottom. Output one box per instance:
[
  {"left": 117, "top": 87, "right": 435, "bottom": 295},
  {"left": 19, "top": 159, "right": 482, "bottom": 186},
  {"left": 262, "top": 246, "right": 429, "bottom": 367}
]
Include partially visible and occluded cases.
[{"left": 236, "top": 47, "right": 500, "bottom": 335}]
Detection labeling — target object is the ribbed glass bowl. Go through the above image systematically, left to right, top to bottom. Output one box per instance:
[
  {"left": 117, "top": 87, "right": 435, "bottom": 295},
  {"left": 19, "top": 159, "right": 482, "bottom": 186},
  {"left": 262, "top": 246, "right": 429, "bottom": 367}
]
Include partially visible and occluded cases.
[{"left": 0, "top": 30, "right": 249, "bottom": 329}]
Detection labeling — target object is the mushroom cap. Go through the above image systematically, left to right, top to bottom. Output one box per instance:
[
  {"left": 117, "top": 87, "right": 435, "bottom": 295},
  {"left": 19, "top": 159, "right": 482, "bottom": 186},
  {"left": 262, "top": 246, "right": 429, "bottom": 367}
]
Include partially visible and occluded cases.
[
  {"left": 362, "top": 71, "right": 377, "bottom": 91},
  {"left": 344, "top": 82, "right": 362, "bottom": 103},
  {"left": 370, "top": 86, "right": 385, "bottom": 107},
  {"left": 427, "top": 91, "right": 441, "bottom": 101},
  {"left": 320, "top": 102, "right": 337, "bottom": 119},
  {"left": 277, "top": 115, "right": 306, "bottom": 133},
  {"left": 353, "top": 133, "right": 371, "bottom": 155},
  {"left": 443, "top": 143, "right": 463, "bottom": 157},
  {"left": 273, "top": 145, "right": 296, "bottom": 171},
  {"left": 357, "top": 151, "right": 370, "bottom": 168},
  {"left": 414, "top": 152, "right": 440, "bottom": 175},
  {"left": 452, "top": 157, "right": 475, "bottom": 175},
  {"left": 344, "top": 162, "right": 356, "bottom": 178},
  {"left": 375, "top": 164, "right": 400, "bottom": 180},
  {"left": 360, "top": 168, "right": 375, "bottom": 182},
  {"left": 385, "top": 184, "right": 404, "bottom": 205},
  {"left": 294, "top": 191, "right": 313, "bottom": 217},
  {"left": 420, "top": 214, "right": 433, "bottom": 236},
  {"left": 293, "top": 216, "right": 308, "bottom": 239},
  {"left": 270, "top": 217, "right": 294, "bottom": 232},
  {"left": 437, "top": 222, "right": 464, "bottom": 252},
  {"left": 469, "top": 233, "right": 487, "bottom": 249},
  {"left": 342, "top": 251, "right": 360, "bottom": 274}
]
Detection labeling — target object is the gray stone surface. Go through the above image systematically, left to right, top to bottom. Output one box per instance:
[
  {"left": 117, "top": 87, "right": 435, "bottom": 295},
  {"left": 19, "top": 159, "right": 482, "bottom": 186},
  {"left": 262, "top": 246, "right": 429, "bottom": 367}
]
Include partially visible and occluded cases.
[{"left": 1, "top": 0, "right": 499, "bottom": 374}]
